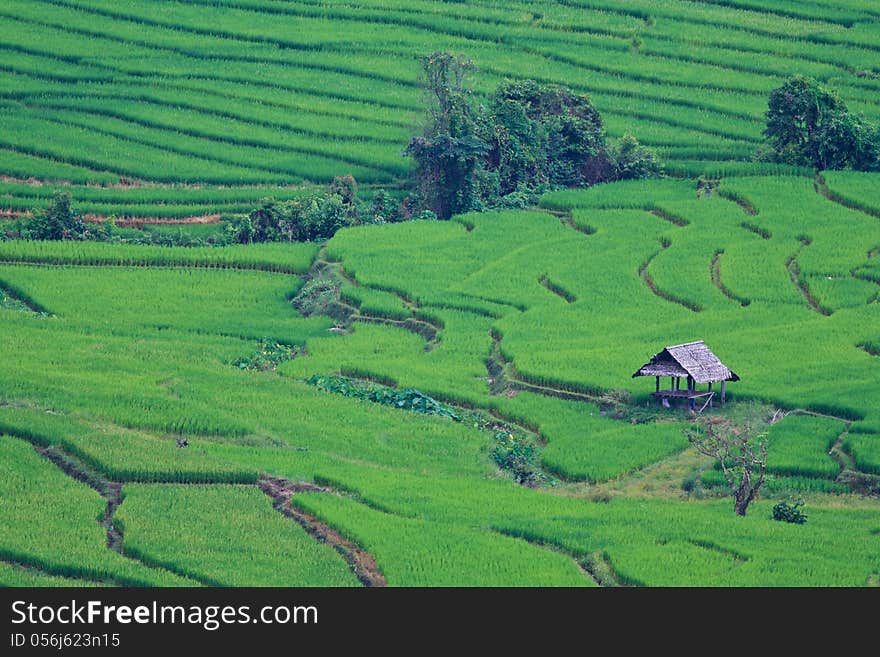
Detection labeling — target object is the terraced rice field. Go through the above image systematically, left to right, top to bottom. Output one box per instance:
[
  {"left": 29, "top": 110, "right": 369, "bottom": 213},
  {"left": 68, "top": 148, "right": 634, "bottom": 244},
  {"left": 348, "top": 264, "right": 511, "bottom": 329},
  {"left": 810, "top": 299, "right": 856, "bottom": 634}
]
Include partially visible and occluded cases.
[
  {"left": 1, "top": 0, "right": 879, "bottom": 216},
  {"left": 1, "top": 1, "right": 879, "bottom": 587},
  {"left": 2, "top": 171, "right": 879, "bottom": 586}
]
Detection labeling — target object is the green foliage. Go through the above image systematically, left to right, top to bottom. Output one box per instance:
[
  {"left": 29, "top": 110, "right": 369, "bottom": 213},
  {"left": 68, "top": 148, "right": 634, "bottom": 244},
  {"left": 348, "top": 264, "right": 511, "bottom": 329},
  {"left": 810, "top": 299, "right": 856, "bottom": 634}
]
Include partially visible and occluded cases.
[
  {"left": 406, "top": 52, "right": 486, "bottom": 220},
  {"left": 405, "top": 56, "right": 663, "bottom": 219},
  {"left": 763, "top": 76, "right": 880, "bottom": 171},
  {"left": 481, "top": 79, "right": 611, "bottom": 195},
  {"left": 608, "top": 134, "right": 663, "bottom": 180},
  {"left": 224, "top": 185, "right": 407, "bottom": 244},
  {"left": 19, "top": 191, "right": 110, "bottom": 242},
  {"left": 226, "top": 194, "right": 353, "bottom": 243},
  {"left": 233, "top": 339, "right": 301, "bottom": 372},
  {"left": 306, "top": 374, "right": 461, "bottom": 422},
  {"left": 491, "top": 429, "right": 546, "bottom": 487},
  {"left": 772, "top": 499, "right": 808, "bottom": 524}
]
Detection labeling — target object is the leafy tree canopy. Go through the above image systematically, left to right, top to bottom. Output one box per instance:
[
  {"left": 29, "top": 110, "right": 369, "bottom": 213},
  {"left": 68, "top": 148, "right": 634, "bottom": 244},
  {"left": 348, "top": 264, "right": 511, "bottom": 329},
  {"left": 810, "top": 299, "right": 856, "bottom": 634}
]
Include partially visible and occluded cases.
[
  {"left": 407, "top": 53, "right": 660, "bottom": 219},
  {"left": 763, "top": 75, "right": 880, "bottom": 171}
]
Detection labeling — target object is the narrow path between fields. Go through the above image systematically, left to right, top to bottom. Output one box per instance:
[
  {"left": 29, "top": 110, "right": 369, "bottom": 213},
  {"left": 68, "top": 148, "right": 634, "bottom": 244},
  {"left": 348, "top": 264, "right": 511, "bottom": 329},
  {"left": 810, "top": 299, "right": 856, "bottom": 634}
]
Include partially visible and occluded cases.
[
  {"left": 785, "top": 238, "right": 831, "bottom": 316},
  {"left": 25, "top": 441, "right": 213, "bottom": 585},
  {"left": 259, "top": 475, "right": 386, "bottom": 588}
]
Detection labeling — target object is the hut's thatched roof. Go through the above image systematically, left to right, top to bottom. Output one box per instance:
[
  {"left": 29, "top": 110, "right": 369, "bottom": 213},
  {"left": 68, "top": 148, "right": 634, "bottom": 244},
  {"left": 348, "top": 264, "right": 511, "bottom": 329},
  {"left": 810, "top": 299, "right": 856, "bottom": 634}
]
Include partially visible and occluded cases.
[{"left": 632, "top": 340, "right": 739, "bottom": 384}]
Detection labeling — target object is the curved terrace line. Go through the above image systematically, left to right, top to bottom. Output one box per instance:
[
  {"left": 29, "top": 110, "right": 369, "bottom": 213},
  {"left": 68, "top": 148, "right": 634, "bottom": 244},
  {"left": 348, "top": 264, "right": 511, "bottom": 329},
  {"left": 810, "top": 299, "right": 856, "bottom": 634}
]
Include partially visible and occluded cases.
[
  {"left": 557, "top": 0, "right": 878, "bottom": 48},
  {"left": 13, "top": 1, "right": 880, "bottom": 127},
  {"left": 14, "top": 1, "right": 841, "bottom": 116},
  {"left": 5, "top": 5, "right": 424, "bottom": 89},
  {"left": 1, "top": 18, "right": 792, "bottom": 144},
  {"left": 0, "top": 39, "right": 772, "bottom": 149},
  {"left": 0, "top": 41, "right": 421, "bottom": 115},
  {"left": 0, "top": 62, "right": 420, "bottom": 129},
  {"left": 18, "top": 91, "right": 407, "bottom": 147},
  {"left": 19, "top": 102, "right": 406, "bottom": 178},
  {"left": 4, "top": 110, "right": 390, "bottom": 185},
  {"left": 0, "top": 135, "right": 286, "bottom": 187},
  {"left": 815, "top": 175, "right": 880, "bottom": 220},
  {"left": 718, "top": 189, "right": 759, "bottom": 216},
  {"left": 649, "top": 207, "right": 690, "bottom": 226},
  {"left": 740, "top": 221, "right": 772, "bottom": 239},
  {"left": 786, "top": 241, "right": 832, "bottom": 316},
  {"left": 639, "top": 246, "right": 702, "bottom": 313},
  {"left": 710, "top": 250, "right": 751, "bottom": 307},
  {"left": 539, "top": 275, "right": 577, "bottom": 304},
  {"left": 0, "top": 277, "right": 53, "bottom": 315},
  {"left": 30, "top": 442, "right": 212, "bottom": 586},
  {"left": 259, "top": 475, "right": 386, "bottom": 588},
  {"left": 487, "top": 527, "right": 602, "bottom": 586},
  {"left": 0, "top": 556, "right": 122, "bottom": 587}
]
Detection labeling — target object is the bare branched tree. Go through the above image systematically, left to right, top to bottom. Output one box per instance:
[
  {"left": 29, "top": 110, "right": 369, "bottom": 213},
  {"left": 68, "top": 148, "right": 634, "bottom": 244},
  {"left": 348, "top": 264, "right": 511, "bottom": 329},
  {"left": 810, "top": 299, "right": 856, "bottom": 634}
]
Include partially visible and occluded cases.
[{"left": 685, "top": 407, "right": 781, "bottom": 516}]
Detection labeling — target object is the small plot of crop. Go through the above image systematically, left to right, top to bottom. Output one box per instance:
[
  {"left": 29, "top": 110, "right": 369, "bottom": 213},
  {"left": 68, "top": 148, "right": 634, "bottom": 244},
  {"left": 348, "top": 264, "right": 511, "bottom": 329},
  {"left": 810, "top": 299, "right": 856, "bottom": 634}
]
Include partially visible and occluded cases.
[
  {"left": 495, "top": 393, "right": 690, "bottom": 483},
  {"left": 0, "top": 406, "right": 257, "bottom": 484},
  {"left": 765, "top": 414, "right": 843, "bottom": 479},
  {"left": 845, "top": 433, "right": 880, "bottom": 475},
  {"left": 0, "top": 435, "right": 195, "bottom": 586},
  {"left": 116, "top": 484, "right": 359, "bottom": 587},
  {"left": 293, "top": 492, "right": 591, "bottom": 587}
]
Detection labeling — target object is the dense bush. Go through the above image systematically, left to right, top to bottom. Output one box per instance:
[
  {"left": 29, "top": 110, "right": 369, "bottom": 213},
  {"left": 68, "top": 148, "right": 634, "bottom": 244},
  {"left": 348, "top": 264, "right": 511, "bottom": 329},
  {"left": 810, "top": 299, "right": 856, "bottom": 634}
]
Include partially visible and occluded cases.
[
  {"left": 405, "top": 53, "right": 487, "bottom": 220},
  {"left": 407, "top": 53, "right": 660, "bottom": 219},
  {"left": 762, "top": 76, "right": 880, "bottom": 171},
  {"left": 481, "top": 79, "right": 611, "bottom": 195},
  {"left": 226, "top": 177, "right": 408, "bottom": 244},
  {"left": 10, "top": 192, "right": 110, "bottom": 242},
  {"left": 226, "top": 194, "right": 352, "bottom": 243},
  {"left": 772, "top": 499, "right": 808, "bottom": 524}
]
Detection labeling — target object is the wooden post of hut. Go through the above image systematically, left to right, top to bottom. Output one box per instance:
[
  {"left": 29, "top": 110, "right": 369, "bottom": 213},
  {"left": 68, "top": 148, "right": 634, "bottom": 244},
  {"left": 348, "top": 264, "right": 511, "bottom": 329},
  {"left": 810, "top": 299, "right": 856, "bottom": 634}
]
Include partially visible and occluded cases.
[{"left": 632, "top": 340, "right": 739, "bottom": 413}]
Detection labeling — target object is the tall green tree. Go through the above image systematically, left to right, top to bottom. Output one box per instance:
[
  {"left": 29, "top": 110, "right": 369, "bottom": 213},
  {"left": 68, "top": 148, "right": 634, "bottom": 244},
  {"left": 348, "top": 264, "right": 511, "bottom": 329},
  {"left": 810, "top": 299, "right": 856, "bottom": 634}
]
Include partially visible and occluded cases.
[
  {"left": 405, "top": 53, "right": 487, "bottom": 220},
  {"left": 764, "top": 75, "right": 879, "bottom": 171}
]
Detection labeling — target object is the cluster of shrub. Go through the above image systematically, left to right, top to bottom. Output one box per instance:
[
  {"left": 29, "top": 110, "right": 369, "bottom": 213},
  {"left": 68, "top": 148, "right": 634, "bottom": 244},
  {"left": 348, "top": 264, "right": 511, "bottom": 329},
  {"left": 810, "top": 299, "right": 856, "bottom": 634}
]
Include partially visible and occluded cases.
[
  {"left": 406, "top": 53, "right": 661, "bottom": 219},
  {"left": 224, "top": 175, "right": 434, "bottom": 245},
  {"left": 1, "top": 179, "right": 425, "bottom": 247},
  {"left": 1, "top": 192, "right": 220, "bottom": 246},
  {"left": 2, "top": 192, "right": 113, "bottom": 242}
]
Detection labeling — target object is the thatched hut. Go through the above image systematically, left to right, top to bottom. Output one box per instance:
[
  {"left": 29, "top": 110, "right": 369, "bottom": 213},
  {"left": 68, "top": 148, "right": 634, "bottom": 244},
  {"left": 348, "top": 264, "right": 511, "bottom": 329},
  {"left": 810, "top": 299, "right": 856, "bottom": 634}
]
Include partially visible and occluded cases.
[{"left": 632, "top": 340, "right": 739, "bottom": 411}]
